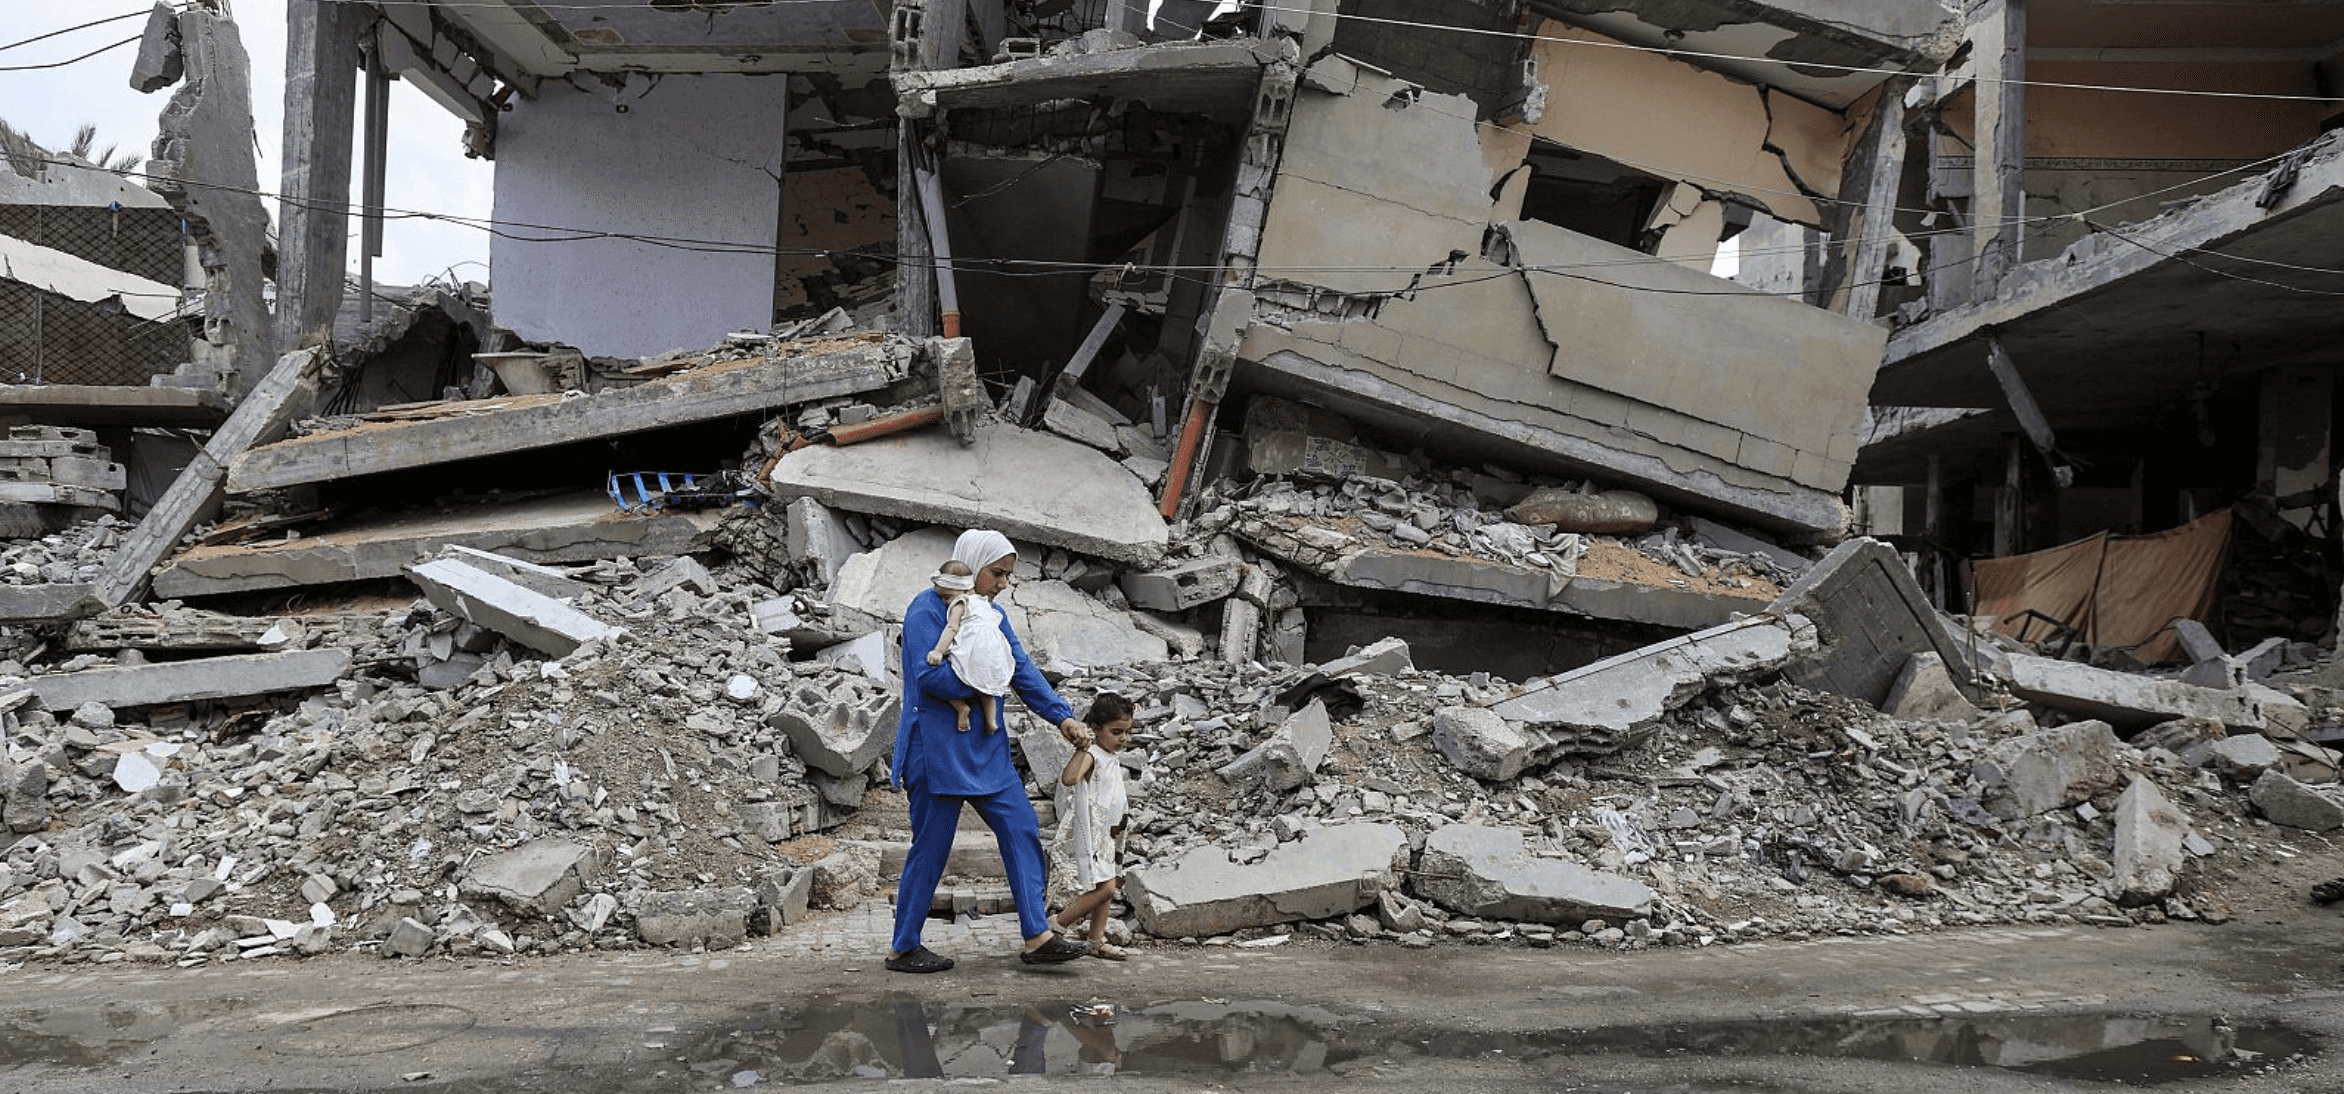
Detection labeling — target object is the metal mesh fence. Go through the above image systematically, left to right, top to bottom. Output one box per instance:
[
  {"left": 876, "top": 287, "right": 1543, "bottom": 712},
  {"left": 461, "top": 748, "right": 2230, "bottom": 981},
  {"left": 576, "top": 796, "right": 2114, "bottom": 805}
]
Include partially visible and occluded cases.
[{"left": 0, "top": 206, "right": 189, "bottom": 386}]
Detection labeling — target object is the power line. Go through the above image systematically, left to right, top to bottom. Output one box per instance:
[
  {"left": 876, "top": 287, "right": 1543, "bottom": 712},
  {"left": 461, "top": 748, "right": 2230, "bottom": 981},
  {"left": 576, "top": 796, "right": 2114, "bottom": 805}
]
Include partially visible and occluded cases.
[
  {"left": 0, "top": 8, "right": 154, "bottom": 55},
  {"left": 0, "top": 34, "right": 141, "bottom": 73}
]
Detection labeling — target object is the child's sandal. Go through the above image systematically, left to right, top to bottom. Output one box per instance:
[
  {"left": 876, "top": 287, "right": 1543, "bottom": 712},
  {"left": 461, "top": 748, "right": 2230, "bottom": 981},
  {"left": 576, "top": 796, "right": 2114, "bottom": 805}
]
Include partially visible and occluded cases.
[{"left": 1088, "top": 941, "right": 1129, "bottom": 961}]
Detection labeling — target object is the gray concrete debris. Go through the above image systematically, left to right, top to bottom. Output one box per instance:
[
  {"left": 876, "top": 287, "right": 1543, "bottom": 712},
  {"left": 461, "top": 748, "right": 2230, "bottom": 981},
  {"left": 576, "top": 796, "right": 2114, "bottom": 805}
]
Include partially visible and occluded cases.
[
  {"left": 769, "top": 419, "right": 1168, "bottom": 567},
  {"left": 784, "top": 497, "right": 864, "bottom": 592},
  {"left": 1686, "top": 517, "right": 1808, "bottom": 575},
  {"left": 827, "top": 526, "right": 955, "bottom": 624},
  {"left": 1768, "top": 537, "right": 1979, "bottom": 710},
  {"left": 437, "top": 546, "right": 593, "bottom": 602},
  {"left": 1118, "top": 555, "right": 1243, "bottom": 612},
  {"left": 626, "top": 556, "right": 719, "bottom": 603},
  {"left": 407, "top": 558, "right": 625, "bottom": 659},
  {"left": 1001, "top": 578, "right": 1168, "bottom": 673},
  {"left": 1490, "top": 614, "right": 1817, "bottom": 756},
  {"left": 2172, "top": 619, "right": 2227, "bottom": 665},
  {"left": 1319, "top": 636, "right": 1412, "bottom": 678},
  {"left": 26, "top": 649, "right": 349, "bottom": 711},
  {"left": 1882, "top": 652, "right": 1983, "bottom": 723},
  {"left": 1999, "top": 652, "right": 2273, "bottom": 731},
  {"left": 768, "top": 680, "right": 898, "bottom": 778},
  {"left": 1218, "top": 698, "right": 1332, "bottom": 791},
  {"left": 1432, "top": 707, "right": 1530, "bottom": 782},
  {"left": 1978, "top": 720, "right": 2122, "bottom": 819},
  {"left": 2190, "top": 734, "right": 2283, "bottom": 780},
  {"left": 2, "top": 757, "right": 47, "bottom": 833},
  {"left": 2248, "top": 769, "right": 2344, "bottom": 831},
  {"left": 2111, "top": 777, "right": 2190, "bottom": 906},
  {"left": 1126, "top": 821, "right": 1408, "bottom": 938},
  {"left": 1410, "top": 823, "right": 1654, "bottom": 925},
  {"left": 459, "top": 839, "right": 602, "bottom": 916},
  {"left": 754, "top": 868, "right": 814, "bottom": 928},
  {"left": 630, "top": 887, "right": 754, "bottom": 948},
  {"left": 383, "top": 916, "right": 434, "bottom": 958}
]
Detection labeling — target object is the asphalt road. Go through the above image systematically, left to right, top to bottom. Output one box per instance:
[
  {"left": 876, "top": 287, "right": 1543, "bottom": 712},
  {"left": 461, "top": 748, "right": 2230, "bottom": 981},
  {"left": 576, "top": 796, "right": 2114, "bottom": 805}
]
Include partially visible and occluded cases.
[{"left": 3, "top": 916, "right": 2340, "bottom": 1093}]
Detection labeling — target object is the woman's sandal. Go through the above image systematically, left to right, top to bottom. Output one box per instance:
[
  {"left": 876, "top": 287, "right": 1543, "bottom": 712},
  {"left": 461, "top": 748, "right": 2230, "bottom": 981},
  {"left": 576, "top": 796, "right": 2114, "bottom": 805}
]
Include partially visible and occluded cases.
[{"left": 1088, "top": 941, "right": 1130, "bottom": 961}]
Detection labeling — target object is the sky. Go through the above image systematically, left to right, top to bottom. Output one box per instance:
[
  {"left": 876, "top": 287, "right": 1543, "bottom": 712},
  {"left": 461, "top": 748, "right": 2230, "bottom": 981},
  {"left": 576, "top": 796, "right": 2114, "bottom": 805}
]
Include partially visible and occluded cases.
[{"left": 2, "top": 0, "right": 494, "bottom": 288}]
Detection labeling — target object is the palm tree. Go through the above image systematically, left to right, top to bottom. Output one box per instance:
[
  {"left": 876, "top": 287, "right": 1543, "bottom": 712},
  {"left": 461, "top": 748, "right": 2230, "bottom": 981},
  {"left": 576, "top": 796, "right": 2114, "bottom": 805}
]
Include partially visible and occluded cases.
[{"left": 66, "top": 124, "right": 140, "bottom": 174}]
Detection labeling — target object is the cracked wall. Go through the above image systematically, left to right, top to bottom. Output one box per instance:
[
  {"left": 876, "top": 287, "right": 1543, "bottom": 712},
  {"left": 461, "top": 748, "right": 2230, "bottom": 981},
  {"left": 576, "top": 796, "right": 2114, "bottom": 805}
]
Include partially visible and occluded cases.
[
  {"left": 146, "top": 8, "right": 270, "bottom": 398},
  {"left": 1241, "top": 55, "right": 1883, "bottom": 535},
  {"left": 491, "top": 74, "right": 791, "bottom": 358}
]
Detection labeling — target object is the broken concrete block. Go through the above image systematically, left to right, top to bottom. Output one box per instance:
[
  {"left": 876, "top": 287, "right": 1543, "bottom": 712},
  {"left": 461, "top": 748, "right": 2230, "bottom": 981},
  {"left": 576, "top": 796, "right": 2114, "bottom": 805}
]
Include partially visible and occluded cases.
[
  {"left": 130, "top": 2, "right": 184, "bottom": 92},
  {"left": 1043, "top": 397, "right": 1121, "bottom": 452},
  {"left": 770, "top": 419, "right": 1167, "bottom": 567},
  {"left": 1505, "top": 487, "right": 1658, "bottom": 535},
  {"left": 783, "top": 496, "right": 861, "bottom": 591},
  {"left": 1686, "top": 517, "right": 1808, "bottom": 573},
  {"left": 826, "top": 527, "right": 957, "bottom": 622},
  {"left": 1768, "top": 538, "right": 1978, "bottom": 709},
  {"left": 437, "top": 546, "right": 591, "bottom": 602},
  {"left": 1330, "top": 548, "right": 1558, "bottom": 611},
  {"left": 1118, "top": 555, "right": 1243, "bottom": 612},
  {"left": 625, "top": 556, "right": 717, "bottom": 603},
  {"left": 407, "top": 558, "right": 624, "bottom": 659},
  {"left": 1001, "top": 579, "right": 1167, "bottom": 673},
  {"left": 749, "top": 597, "right": 802, "bottom": 636},
  {"left": 1219, "top": 598, "right": 1262, "bottom": 664},
  {"left": 1269, "top": 608, "right": 1308, "bottom": 666},
  {"left": 1131, "top": 611, "right": 1208, "bottom": 660},
  {"left": 1491, "top": 614, "right": 1815, "bottom": 757},
  {"left": 2171, "top": 618, "right": 2226, "bottom": 665},
  {"left": 812, "top": 630, "right": 893, "bottom": 683},
  {"left": 1320, "top": 636, "right": 1412, "bottom": 678},
  {"left": 27, "top": 649, "right": 349, "bottom": 712},
  {"left": 1883, "top": 652, "right": 1982, "bottom": 722},
  {"left": 1999, "top": 653, "right": 2272, "bottom": 732},
  {"left": 2179, "top": 657, "right": 2244, "bottom": 690},
  {"left": 769, "top": 683, "right": 898, "bottom": 778},
  {"left": 1218, "top": 698, "right": 1332, "bottom": 791},
  {"left": 1432, "top": 707, "right": 1530, "bottom": 781},
  {"left": 1978, "top": 721, "right": 2122, "bottom": 820},
  {"left": 2192, "top": 734, "right": 2283, "bottom": 780},
  {"left": 112, "top": 752, "right": 162, "bottom": 793},
  {"left": 2, "top": 757, "right": 47, "bottom": 833},
  {"left": 2249, "top": 769, "right": 2344, "bottom": 831},
  {"left": 2111, "top": 777, "right": 2189, "bottom": 906},
  {"left": 736, "top": 801, "right": 793, "bottom": 843},
  {"left": 1126, "top": 821, "right": 1407, "bottom": 938},
  {"left": 1411, "top": 823, "right": 1653, "bottom": 924},
  {"left": 458, "top": 838, "right": 601, "bottom": 915},
  {"left": 754, "top": 867, "right": 814, "bottom": 929},
  {"left": 631, "top": 887, "right": 753, "bottom": 948},
  {"left": 383, "top": 917, "right": 434, "bottom": 958}
]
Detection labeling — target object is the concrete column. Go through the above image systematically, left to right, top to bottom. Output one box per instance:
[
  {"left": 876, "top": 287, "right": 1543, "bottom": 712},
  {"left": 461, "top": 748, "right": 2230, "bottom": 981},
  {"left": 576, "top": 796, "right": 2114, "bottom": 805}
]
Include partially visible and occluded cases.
[
  {"left": 273, "top": 0, "right": 360, "bottom": 356},
  {"left": 1971, "top": 0, "right": 2027, "bottom": 293},
  {"left": 150, "top": 8, "right": 272, "bottom": 399},
  {"left": 1825, "top": 78, "right": 1910, "bottom": 320},
  {"left": 2258, "top": 362, "right": 2334, "bottom": 531},
  {"left": 1993, "top": 434, "right": 2024, "bottom": 558}
]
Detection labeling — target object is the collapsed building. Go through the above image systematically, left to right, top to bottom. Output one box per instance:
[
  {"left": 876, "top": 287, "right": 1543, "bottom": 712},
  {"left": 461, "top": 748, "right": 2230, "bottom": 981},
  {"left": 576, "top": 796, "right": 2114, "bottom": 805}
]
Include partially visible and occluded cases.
[{"left": 3, "top": 0, "right": 2344, "bottom": 970}]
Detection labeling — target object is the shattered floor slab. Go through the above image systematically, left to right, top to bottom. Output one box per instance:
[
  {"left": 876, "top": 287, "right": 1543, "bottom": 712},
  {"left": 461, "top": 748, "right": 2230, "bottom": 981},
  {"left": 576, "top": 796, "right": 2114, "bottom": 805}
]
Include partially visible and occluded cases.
[
  {"left": 225, "top": 333, "right": 910, "bottom": 493},
  {"left": 768, "top": 419, "right": 1167, "bottom": 567},
  {"left": 150, "top": 492, "right": 724, "bottom": 598},
  {"left": 26, "top": 649, "right": 349, "bottom": 711}
]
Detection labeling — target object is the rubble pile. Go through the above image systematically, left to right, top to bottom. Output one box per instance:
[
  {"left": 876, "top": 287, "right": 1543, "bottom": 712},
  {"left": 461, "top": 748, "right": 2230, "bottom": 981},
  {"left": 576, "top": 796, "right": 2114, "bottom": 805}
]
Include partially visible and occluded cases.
[{"left": 0, "top": 515, "right": 123, "bottom": 589}]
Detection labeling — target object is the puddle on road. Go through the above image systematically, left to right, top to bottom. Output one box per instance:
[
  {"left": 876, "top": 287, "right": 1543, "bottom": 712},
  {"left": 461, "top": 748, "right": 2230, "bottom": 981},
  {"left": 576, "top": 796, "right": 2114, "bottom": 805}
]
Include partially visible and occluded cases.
[{"left": 637, "top": 998, "right": 2316, "bottom": 1088}]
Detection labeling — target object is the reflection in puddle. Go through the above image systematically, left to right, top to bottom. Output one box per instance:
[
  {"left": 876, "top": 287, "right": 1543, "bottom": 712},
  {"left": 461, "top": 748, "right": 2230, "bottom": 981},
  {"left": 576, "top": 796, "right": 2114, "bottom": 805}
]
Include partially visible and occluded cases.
[{"left": 674, "top": 998, "right": 2314, "bottom": 1087}]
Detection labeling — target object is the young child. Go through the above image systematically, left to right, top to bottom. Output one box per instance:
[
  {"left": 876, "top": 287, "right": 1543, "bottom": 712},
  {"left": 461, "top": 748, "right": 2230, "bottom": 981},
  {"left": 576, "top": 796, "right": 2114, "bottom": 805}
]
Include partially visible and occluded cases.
[
  {"left": 925, "top": 557, "right": 1012, "bottom": 733},
  {"left": 1049, "top": 693, "right": 1135, "bottom": 960}
]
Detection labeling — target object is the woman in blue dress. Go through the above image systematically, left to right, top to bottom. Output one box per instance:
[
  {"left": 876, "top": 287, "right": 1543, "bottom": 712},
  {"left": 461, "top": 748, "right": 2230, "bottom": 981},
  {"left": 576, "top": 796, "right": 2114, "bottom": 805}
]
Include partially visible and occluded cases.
[{"left": 884, "top": 528, "right": 1094, "bottom": 972}]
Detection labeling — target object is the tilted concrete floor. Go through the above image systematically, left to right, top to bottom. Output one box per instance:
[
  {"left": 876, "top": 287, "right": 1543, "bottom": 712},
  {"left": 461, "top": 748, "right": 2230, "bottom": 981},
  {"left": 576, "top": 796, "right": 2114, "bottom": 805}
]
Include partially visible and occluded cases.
[{"left": 3, "top": 909, "right": 2340, "bottom": 1093}]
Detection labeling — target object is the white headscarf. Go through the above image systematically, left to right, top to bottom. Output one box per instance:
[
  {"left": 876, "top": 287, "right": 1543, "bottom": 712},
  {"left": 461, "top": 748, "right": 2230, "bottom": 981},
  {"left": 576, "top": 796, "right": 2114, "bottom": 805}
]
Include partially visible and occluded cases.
[{"left": 950, "top": 529, "right": 1016, "bottom": 588}]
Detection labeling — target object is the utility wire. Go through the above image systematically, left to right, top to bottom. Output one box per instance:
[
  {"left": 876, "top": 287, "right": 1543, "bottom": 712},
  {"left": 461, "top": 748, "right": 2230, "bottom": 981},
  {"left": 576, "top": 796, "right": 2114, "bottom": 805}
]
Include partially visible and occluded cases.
[
  {"left": 0, "top": 8, "right": 153, "bottom": 55},
  {"left": 0, "top": 34, "right": 140, "bottom": 72}
]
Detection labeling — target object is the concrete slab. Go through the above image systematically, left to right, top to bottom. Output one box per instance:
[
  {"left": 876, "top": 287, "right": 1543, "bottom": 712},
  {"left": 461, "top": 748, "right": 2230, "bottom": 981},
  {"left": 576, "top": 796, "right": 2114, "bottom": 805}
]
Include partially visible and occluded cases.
[
  {"left": 227, "top": 334, "right": 908, "bottom": 492},
  {"left": 769, "top": 419, "right": 1167, "bottom": 567},
  {"left": 151, "top": 492, "right": 722, "bottom": 598},
  {"left": 827, "top": 527, "right": 959, "bottom": 622},
  {"left": 1768, "top": 537, "right": 1979, "bottom": 709},
  {"left": 1118, "top": 555, "right": 1243, "bottom": 612},
  {"left": 406, "top": 558, "right": 625, "bottom": 659},
  {"left": 1000, "top": 578, "right": 1168, "bottom": 674},
  {"left": 0, "top": 583, "right": 103, "bottom": 623},
  {"left": 1490, "top": 614, "right": 1816, "bottom": 756},
  {"left": 25, "top": 649, "right": 349, "bottom": 711},
  {"left": 1882, "top": 652, "right": 1983, "bottom": 723},
  {"left": 1999, "top": 653, "right": 2273, "bottom": 732},
  {"left": 1218, "top": 698, "right": 1332, "bottom": 792},
  {"left": 1432, "top": 706, "right": 1530, "bottom": 781},
  {"left": 1978, "top": 720, "right": 2123, "bottom": 820},
  {"left": 2249, "top": 769, "right": 2344, "bottom": 831},
  {"left": 2111, "top": 777, "right": 2188, "bottom": 906},
  {"left": 1126, "top": 821, "right": 1407, "bottom": 938},
  {"left": 1410, "top": 823, "right": 1653, "bottom": 924},
  {"left": 459, "top": 839, "right": 601, "bottom": 916}
]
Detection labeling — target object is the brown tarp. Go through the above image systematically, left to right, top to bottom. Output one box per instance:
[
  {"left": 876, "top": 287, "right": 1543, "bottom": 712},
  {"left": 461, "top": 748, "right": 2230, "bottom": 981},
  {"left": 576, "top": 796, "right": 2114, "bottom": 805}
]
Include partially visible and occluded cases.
[{"left": 1968, "top": 509, "right": 2232, "bottom": 664}]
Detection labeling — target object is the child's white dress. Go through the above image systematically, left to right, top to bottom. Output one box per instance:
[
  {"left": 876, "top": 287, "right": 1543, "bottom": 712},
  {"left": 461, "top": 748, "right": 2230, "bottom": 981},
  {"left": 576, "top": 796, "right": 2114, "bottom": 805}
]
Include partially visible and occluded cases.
[
  {"left": 946, "top": 594, "right": 1014, "bottom": 699},
  {"left": 1055, "top": 745, "right": 1129, "bottom": 888}
]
